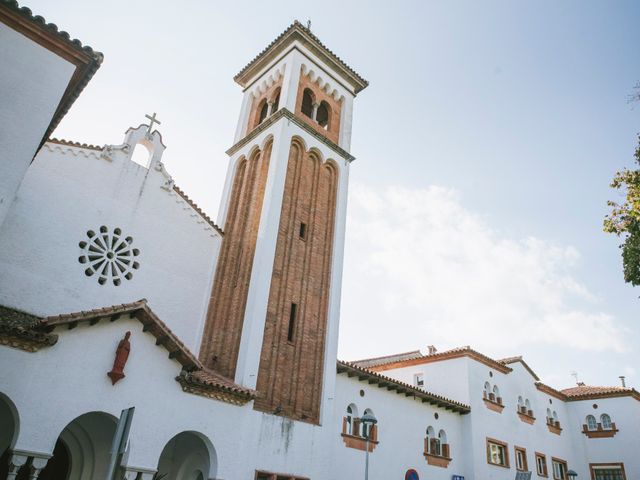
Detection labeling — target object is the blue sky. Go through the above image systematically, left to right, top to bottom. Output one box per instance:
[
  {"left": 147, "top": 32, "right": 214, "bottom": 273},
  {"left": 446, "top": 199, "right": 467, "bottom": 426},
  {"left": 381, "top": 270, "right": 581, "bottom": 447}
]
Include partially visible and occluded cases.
[{"left": 27, "top": 0, "right": 640, "bottom": 389}]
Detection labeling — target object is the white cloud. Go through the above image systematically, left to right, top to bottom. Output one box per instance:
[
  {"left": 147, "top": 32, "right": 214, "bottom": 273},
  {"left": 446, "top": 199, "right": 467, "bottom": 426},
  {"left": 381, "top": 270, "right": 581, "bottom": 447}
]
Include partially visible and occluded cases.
[{"left": 339, "top": 184, "right": 627, "bottom": 360}]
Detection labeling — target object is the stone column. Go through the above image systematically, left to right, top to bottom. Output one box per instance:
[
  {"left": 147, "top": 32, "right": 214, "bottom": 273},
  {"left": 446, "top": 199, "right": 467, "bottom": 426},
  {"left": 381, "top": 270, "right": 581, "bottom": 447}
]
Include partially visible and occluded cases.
[
  {"left": 268, "top": 101, "right": 275, "bottom": 115},
  {"left": 311, "top": 102, "right": 319, "bottom": 121},
  {"left": 6, "top": 453, "right": 29, "bottom": 480},
  {"left": 28, "top": 456, "right": 50, "bottom": 480}
]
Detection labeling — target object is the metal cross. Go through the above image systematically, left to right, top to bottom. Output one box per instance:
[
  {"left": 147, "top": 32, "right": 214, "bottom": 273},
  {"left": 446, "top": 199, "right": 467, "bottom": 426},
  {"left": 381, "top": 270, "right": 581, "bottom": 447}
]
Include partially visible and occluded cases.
[{"left": 144, "top": 112, "right": 161, "bottom": 134}]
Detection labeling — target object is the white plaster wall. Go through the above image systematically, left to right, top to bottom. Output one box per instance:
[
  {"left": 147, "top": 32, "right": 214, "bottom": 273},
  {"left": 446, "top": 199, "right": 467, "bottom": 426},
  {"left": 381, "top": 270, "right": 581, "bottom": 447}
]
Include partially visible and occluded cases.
[
  {"left": 0, "top": 24, "right": 75, "bottom": 227},
  {"left": 0, "top": 138, "right": 221, "bottom": 353},
  {"left": 0, "top": 318, "right": 339, "bottom": 480},
  {"left": 383, "top": 357, "right": 471, "bottom": 405},
  {"left": 332, "top": 374, "right": 468, "bottom": 479},
  {"left": 566, "top": 396, "right": 640, "bottom": 478}
]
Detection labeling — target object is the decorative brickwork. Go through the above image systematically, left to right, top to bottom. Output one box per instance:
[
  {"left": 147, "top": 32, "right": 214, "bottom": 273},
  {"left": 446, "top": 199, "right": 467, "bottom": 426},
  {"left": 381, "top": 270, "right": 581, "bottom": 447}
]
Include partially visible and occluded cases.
[
  {"left": 294, "top": 72, "right": 342, "bottom": 144},
  {"left": 247, "top": 79, "right": 283, "bottom": 132},
  {"left": 254, "top": 138, "right": 338, "bottom": 424},
  {"left": 199, "top": 141, "right": 273, "bottom": 377}
]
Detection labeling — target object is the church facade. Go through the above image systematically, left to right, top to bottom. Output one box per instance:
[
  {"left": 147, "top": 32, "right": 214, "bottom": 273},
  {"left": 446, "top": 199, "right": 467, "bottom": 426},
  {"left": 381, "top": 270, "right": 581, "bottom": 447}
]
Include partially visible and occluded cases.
[{"left": 0, "top": 2, "right": 637, "bottom": 479}]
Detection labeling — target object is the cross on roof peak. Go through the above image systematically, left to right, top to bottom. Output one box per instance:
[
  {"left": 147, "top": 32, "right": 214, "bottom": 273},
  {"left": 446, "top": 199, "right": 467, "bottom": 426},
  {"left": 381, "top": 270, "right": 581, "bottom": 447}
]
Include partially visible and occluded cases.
[{"left": 144, "top": 112, "right": 161, "bottom": 134}]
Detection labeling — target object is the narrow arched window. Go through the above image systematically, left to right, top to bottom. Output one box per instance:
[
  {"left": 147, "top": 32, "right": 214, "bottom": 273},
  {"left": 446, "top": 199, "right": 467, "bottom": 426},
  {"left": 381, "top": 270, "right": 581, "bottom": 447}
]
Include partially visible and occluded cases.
[
  {"left": 272, "top": 89, "right": 281, "bottom": 113},
  {"left": 301, "top": 89, "right": 314, "bottom": 118},
  {"left": 258, "top": 100, "right": 269, "bottom": 125},
  {"left": 316, "top": 101, "right": 330, "bottom": 129},
  {"left": 483, "top": 382, "right": 491, "bottom": 398},
  {"left": 492, "top": 385, "right": 501, "bottom": 403},
  {"left": 517, "top": 396, "right": 524, "bottom": 410},
  {"left": 525, "top": 399, "right": 531, "bottom": 411},
  {"left": 346, "top": 404, "right": 358, "bottom": 435},
  {"left": 362, "top": 408, "right": 374, "bottom": 438},
  {"left": 546, "top": 408, "right": 552, "bottom": 423},
  {"left": 552, "top": 411, "right": 558, "bottom": 423},
  {"left": 600, "top": 413, "right": 612, "bottom": 429},
  {"left": 586, "top": 415, "right": 597, "bottom": 430},
  {"left": 426, "top": 426, "right": 439, "bottom": 455},
  {"left": 437, "top": 430, "right": 448, "bottom": 457}
]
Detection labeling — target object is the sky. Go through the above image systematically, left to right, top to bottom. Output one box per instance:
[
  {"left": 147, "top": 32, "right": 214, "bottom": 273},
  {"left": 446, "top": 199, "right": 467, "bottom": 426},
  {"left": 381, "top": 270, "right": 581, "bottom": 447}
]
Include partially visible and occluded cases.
[{"left": 26, "top": 0, "right": 640, "bottom": 390}]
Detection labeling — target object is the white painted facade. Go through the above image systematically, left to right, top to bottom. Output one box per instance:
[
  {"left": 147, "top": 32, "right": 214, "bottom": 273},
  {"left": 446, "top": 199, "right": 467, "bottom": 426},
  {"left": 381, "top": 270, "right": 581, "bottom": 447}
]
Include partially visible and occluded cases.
[
  {"left": 0, "top": 10, "right": 638, "bottom": 480},
  {"left": 0, "top": 23, "right": 76, "bottom": 228}
]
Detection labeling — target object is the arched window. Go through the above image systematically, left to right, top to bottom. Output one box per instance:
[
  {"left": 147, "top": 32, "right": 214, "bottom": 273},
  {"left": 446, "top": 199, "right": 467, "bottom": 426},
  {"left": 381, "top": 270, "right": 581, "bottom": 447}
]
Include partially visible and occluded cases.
[
  {"left": 272, "top": 88, "right": 281, "bottom": 113},
  {"left": 301, "top": 89, "right": 314, "bottom": 118},
  {"left": 257, "top": 100, "right": 269, "bottom": 125},
  {"left": 316, "top": 101, "right": 330, "bottom": 129},
  {"left": 483, "top": 382, "right": 491, "bottom": 398},
  {"left": 492, "top": 385, "right": 501, "bottom": 403},
  {"left": 517, "top": 396, "right": 524, "bottom": 411},
  {"left": 525, "top": 399, "right": 531, "bottom": 412},
  {"left": 346, "top": 404, "right": 358, "bottom": 435},
  {"left": 362, "top": 408, "right": 374, "bottom": 438},
  {"left": 546, "top": 408, "right": 552, "bottom": 423},
  {"left": 552, "top": 411, "right": 558, "bottom": 422},
  {"left": 600, "top": 413, "right": 612, "bottom": 430},
  {"left": 586, "top": 415, "right": 597, "bottom": 431},
  {"left": 426, "top": 426, "right": 440, "bottom": 455},
  {"left": 437, "top": 430, "right": 448, "bottom": 457}
]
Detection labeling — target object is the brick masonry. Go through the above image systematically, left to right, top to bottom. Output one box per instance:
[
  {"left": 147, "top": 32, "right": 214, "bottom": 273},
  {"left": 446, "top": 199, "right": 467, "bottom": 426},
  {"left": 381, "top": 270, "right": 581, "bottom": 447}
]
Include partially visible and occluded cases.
[
  {"left": 253, "top": 137, "right": 338, "bottom": 424},
  {"left": 199, "top": 141, "right": 273, "bottom": 378}
]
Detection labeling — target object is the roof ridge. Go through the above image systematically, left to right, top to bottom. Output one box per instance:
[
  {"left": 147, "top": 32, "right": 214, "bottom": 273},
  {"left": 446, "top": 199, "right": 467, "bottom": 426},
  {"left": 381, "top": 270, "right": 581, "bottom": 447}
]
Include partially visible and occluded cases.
[
  {"left": 234, "top": 21, "right": 368, "bottom": 92},
  {"left": 48, "top": 137, "right": 103, "bottom": 151},
  {"left": 349, "top": 349, "right": 422, "bottom": 364}
]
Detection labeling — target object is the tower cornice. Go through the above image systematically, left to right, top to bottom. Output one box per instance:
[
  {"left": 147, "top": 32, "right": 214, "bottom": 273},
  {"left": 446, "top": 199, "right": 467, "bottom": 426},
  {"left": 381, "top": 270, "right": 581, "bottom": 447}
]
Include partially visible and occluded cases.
[
  {"left": 234, "top": 21, "right": 368, "bottom": 95},
  {"left": 226, "top": 108, "right": 356, "bottom": 162}
]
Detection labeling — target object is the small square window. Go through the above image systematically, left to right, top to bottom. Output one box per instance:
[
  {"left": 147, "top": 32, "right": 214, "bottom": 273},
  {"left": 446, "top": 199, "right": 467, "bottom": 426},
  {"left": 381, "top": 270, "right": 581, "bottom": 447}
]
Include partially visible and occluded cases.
[{"left": 414, "top": 373, "right": 425, "bottom": 388}]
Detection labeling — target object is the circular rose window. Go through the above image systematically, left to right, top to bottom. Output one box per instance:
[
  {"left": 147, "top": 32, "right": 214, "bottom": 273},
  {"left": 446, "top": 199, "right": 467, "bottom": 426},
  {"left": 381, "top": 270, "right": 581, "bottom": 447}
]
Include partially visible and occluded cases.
[{"left": 78, "top": 226, "right": 140, "bottom": 286}]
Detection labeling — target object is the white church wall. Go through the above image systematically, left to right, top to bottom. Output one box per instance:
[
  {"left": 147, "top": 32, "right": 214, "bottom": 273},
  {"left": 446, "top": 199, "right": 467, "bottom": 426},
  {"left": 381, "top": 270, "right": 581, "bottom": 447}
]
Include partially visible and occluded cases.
[
  {"left": 0, "top": 23, "right": 75, "bottom": 228},
  {"left": 0, "top": 138, "right": 221, "bottom": 353},
  {"left": 0, "top": 316, "right": 338, "bottom": 480},
  {"left": 382, "top": 357, "right": 472, "bottom": 405},
  {"left": 465, "top": 359, "right": 579, "bottom": 480},
  {"left": 332, "top": 373, "right": 468, "bottom": 479},
  {"left": 566, "top": 396, "right": 640, "bottom": 478}
]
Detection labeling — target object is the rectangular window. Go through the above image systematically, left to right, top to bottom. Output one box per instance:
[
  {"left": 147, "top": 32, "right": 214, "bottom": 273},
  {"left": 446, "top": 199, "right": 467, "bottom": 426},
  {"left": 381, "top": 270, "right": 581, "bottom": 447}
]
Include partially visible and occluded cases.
[
  {"left": 299, "top": 222, "right": 307, "bottom": 239},
  {"left": 287, "top": 303, "right": 297, "bottom": 342},
  {"left": 414, "top": 373, "right": 425, "bottom": 388},
  {"left": 486, "top": 438, "right": 509, "bottom": 467},
  {"left": 515, "top": 446, "right": 528, "bottom": 472},
  {"left": 536, "top": 453, "right": 548, "bottom": 477},
  {"left": 552, "top": 458, "right": 567, "bottom": 480},
  {"left": 590, "top": 464, "right": 626, "bottom": 480}
]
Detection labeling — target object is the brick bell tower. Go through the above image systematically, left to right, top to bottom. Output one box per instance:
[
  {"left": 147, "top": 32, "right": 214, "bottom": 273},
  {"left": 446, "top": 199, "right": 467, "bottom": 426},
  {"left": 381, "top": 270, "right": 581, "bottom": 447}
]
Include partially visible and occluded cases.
[{"left": 199, "top": 21, "right": 368, "bottom": 424}]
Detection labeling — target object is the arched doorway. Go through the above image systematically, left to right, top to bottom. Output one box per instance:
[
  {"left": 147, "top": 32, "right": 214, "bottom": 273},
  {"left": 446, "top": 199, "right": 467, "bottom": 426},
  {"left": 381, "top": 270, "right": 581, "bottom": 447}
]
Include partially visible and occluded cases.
[
  {"left": 0, "top": 392, "right": 19, "bottom": 479},
  {"left": 40, "top": 411, "right": 117, "bottom": 480},
  {"left": 156, "top": 431, "right": 216, "bottom": 480}
]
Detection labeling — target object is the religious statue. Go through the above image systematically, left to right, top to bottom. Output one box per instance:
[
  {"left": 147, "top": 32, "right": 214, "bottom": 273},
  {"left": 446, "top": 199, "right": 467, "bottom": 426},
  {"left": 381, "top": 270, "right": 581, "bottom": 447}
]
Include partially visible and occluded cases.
[{"left": 107, "top": 331, "right": 131, "bottom": 385}]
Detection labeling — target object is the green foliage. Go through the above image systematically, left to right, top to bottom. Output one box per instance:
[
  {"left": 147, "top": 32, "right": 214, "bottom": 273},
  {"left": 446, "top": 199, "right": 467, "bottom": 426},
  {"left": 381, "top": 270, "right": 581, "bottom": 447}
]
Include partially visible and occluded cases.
[{"left": 604, "top": 135, "right": 640, "bottom": 286}]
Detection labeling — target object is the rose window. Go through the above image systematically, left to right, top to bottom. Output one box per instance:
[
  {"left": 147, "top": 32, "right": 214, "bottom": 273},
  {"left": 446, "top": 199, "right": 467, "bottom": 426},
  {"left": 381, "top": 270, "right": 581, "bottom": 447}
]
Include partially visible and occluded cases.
[{"left": 78, "top": 226, "right": 140, "bottom": 286}]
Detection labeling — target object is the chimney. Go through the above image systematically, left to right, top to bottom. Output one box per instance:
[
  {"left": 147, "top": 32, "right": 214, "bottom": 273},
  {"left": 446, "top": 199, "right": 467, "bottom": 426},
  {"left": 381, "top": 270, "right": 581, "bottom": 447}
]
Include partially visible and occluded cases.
[
  {"left": 427, "top": 345, "right": 437, "bottom": 355},
  {"left": 619, "top": 376, "right": 626, "bottom": 388}
]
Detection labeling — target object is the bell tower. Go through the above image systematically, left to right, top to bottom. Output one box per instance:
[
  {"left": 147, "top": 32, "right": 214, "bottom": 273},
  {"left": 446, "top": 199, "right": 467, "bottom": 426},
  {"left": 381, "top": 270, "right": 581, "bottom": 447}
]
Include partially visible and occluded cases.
[{"left": 199, "top": 21, "right": 367, "bottom": 424}]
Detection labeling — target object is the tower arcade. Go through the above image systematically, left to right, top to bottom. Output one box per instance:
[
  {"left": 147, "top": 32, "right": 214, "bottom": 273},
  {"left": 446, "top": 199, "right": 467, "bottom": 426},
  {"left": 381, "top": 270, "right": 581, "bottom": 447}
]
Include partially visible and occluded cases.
[{"left": 199, "top": 22, "right": 368, "bottom": 424}]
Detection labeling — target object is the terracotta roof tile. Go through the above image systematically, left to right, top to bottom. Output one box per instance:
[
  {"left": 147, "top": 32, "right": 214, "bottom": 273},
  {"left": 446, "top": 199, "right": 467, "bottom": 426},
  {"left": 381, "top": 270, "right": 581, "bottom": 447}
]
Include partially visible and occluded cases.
[
  {"left": 0, "top": 1, "right": 103, "bottom": 152},
  {"left": 234, "top": 21, "right": 368, "bottom": 94},
  {"left": 48, "top": 137, "right": 103, "bottom": 151},
  {"left": 172, "top": 185, "right": 224, "bottom": 235},
  {"left": 35, "top": 300, "right": 254, "bottom": 405},
  {"left": 0, "top": 305, "right": 57, "bottom": 350},
  {"left": 354, "top": 346, "right": 513, "bottom": 374},
  {"left": 349, "top": 350, "right": 423, "bottom": 369},
  {"left": 498, "top": 355, "right": 540, "bottom": 381},
  {"left": 337, "top": 360, "right": 470, "bottom": 414},
  {"left": 561, "top": 385, "right": 640, "bottom": 401}
]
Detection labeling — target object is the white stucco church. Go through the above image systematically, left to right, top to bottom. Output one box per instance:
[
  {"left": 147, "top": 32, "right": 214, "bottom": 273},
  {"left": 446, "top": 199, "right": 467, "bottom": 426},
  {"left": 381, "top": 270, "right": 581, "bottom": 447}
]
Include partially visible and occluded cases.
[{"left": 0, "top": 2, "right": 638, "bottom": 479}]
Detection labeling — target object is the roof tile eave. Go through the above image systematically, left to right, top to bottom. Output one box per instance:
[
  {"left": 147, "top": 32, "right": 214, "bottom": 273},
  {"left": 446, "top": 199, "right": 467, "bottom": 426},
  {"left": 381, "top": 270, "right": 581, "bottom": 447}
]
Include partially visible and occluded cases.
[{"left": 337, "top": 360, "right": 470, "bottom": 414}]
